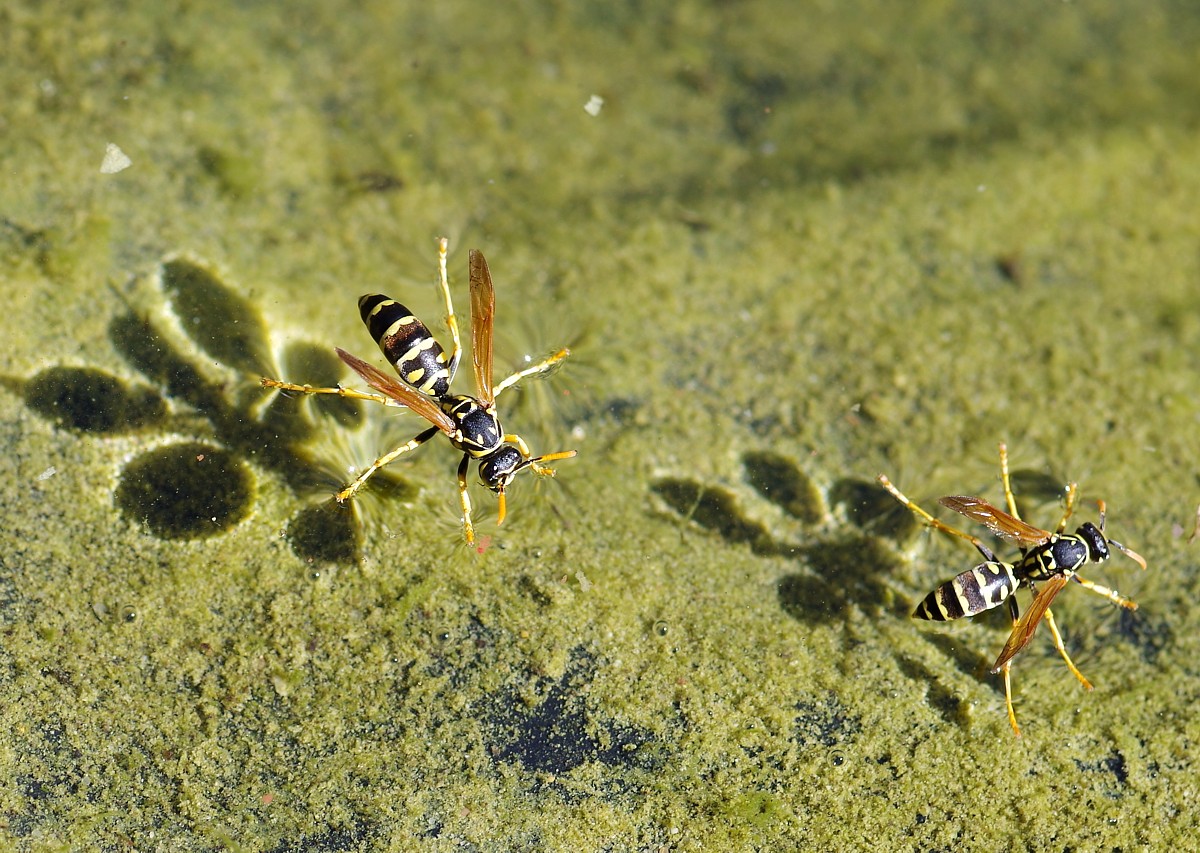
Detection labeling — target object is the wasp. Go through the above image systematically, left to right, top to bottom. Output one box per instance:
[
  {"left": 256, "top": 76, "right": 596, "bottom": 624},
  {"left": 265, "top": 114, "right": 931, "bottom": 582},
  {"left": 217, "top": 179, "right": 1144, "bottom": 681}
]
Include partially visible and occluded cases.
[
  {"left": 263, "top": 238, "right": 575, "bottom": 544},
  {"left": 878, "top": 442, "right": 1146, "bottom": 736}
]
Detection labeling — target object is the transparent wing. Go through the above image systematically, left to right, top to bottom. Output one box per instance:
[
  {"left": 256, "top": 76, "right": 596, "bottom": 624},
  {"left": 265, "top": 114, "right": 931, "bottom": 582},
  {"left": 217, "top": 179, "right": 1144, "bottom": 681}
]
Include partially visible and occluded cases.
[
  {"left": 469, "top": 249, "right": 496, "bottom": 404},
  {"left": 336, "top": 347, "right": 455, "bottom": 434},
  {"left": 939, "top": 495, "right": 1051, "bottom": 547},
  {"left": 989, "top": 574, "right": 1070, "bottom": 674}
]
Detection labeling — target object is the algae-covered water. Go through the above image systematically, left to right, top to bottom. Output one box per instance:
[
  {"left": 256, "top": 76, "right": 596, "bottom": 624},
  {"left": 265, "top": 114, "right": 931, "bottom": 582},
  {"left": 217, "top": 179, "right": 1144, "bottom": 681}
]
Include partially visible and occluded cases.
[{"left": 3, "top": 1, "right": 1200, "bottom": 849}]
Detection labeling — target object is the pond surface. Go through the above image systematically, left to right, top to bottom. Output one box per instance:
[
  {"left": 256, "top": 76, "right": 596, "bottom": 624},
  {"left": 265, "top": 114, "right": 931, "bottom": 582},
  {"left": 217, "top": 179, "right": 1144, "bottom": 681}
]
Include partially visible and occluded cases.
[{"left": 2, "top": 1, "right": 1199, "bottom": 848}]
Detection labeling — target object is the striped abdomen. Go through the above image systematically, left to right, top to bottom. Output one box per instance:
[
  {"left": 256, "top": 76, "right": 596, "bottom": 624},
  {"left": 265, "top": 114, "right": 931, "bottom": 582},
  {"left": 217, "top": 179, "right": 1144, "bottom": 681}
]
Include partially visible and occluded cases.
[
  {"left": 358, "top": 294, "right": 451, "bottom": 397},
  {"left": 912, "top": 561, "right": 1017, "bottom": 622}
]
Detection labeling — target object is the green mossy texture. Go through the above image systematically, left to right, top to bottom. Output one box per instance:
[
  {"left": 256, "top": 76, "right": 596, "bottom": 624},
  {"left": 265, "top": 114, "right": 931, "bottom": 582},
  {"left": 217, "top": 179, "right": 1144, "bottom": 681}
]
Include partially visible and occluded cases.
[{"left": 2, "top": 1, "right": 1200, "bottom": 849}]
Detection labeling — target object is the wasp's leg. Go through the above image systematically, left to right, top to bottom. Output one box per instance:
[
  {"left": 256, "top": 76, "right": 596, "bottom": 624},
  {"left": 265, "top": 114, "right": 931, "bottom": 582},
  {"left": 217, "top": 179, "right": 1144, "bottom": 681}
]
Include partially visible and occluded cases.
[
  {"left": 434, "top": 237, "right": 463, "bottom": 383},
  {"left": 493, "top": 348, "right": 571, "bottom": 398},
  {"left": 261, "top": 377, "right": 396, "bottom": 407},
  {"left": 335, "top": 425, "right": 440, "bottom": 503},
  {"left": 505, "top": 432, "right": 533, "bottom": 458},
  {"left": 500, "top": 433, "right": 576, "bottom": 477},
  {"left": 998, "top": 442, "right": 1020, "bottom": 519},
  {"left": 998, "top": 442, "right": 1078, "bottom": 532},
  {"left": 528, "top": 448, "right": 577, "bottom": 473},
  {"left": 457, "top": 453, "right": 476, "bottom": 543},
  {"left": 877, "top": 475, "right": 999, "bottom": 563},
  {"left": 1050, "top": 483, "right": 1079, "bottom": 535},
  {"left": 1071, "top": 575, "right": 1138, "bottom": 609},
  {"left": 1000, "top": 593, "right": 1024, "bottom": 737},
  {"left": 1042, "top": 607, "right": 1094, "bottom": 691},
  {"left": 999, "top": 662, "right": 1022, "bottom": 737}
]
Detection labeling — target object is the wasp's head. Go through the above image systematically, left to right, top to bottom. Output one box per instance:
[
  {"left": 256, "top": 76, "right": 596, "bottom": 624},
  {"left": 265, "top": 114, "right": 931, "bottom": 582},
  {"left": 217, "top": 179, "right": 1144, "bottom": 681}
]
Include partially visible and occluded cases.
[
  {"left": 477, "top": 444, "right": 576, "bottom": 527},
  {"left": 479, "top": 445, "right": 528, "bottom": 494},
  {"left": 1076, "top": 521, "right": 1111, "bottom": 563}
]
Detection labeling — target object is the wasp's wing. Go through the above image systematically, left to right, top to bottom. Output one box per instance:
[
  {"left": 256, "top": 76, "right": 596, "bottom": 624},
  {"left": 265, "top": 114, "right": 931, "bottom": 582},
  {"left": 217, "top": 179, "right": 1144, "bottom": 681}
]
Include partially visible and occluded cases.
[
  {"left": 468, "top": 249, "right": 496, "bottom": 405},
  {"left": 336, "top": 347, "right": 455, "bottom": 434},
  {"left": 939, "top": 495, "right": 1051, "bottom": 547},
  {"left": 989, "top": 573, "right": 1070, "bottom": 674}
]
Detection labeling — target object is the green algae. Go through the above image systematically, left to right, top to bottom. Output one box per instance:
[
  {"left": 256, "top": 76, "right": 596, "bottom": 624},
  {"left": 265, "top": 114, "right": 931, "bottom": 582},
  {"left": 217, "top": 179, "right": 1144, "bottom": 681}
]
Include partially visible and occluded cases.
[{"left": 2, "top": 0, "right": 1200, "bottom": 850}]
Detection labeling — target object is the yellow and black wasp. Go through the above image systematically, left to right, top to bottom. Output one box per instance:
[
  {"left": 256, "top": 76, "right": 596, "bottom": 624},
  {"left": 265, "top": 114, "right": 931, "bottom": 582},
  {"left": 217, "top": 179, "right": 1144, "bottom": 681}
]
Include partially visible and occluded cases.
[
  {"left": 263, "top": 238, "right": 575, "bottom": 544},
  {"left": 878, "top": 442, "right": 1146, "bottom": 736}
]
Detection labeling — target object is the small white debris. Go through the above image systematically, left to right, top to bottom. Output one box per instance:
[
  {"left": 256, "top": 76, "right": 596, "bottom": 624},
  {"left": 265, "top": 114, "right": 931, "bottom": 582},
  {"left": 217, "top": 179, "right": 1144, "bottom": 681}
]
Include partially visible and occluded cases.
[
  {"left": 583, "top": 95, "right": 604, "bottom": 116},
  {"left": 100, "top": 143, "right": 132, "bottom": 174},
  {"left": 36, "top": 465, "right": 57, "bottom": 481},
  {"left": 575, "top": 571, "right": 592, "bottom": 592}
]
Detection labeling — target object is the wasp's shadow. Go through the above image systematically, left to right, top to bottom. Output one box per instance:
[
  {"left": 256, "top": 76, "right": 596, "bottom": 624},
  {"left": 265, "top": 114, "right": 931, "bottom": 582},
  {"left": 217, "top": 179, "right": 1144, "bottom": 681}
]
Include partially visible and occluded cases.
[
  {"left": 11, "top": 258, "right": 418, "bottom": 562},
  {"left": 651, "top": 452, "right": 921, "bottom": 623}
]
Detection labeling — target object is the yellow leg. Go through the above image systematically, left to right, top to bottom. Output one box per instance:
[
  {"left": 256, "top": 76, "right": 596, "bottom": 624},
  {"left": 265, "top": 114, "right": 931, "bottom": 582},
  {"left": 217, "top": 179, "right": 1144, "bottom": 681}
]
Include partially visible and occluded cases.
[
  {"left": 435, "top": 237, "right": 463, "bottom": 381},
  {"left": 493, "top": 348, "right": 571, "bottom": 398},
  {"left": 261, "top": 377, "right": 396, "bottom": 407},
  {"left": 335, "top": 426, "right": 440, "bottom": 503},
  {"left": 502, "top": 433, "right": 577, "bottom": 476},
  {"left": 506, "top": 433, "right": 534, "bottom": 458},
  {"left": 998, "top": 442, "right": 1019, "bottom": 518},
  {"left": 998, "top": 442, "right": 1078, "bottom": 533},
  {"left": 529, "top": 449, "right": 578, "bottom": 472},
  {"left": 457, "top": 454, "right": 475, "bottom": 543},
  {"left": 877, "top": 474, "right": 993, "bottom": 556},
  {"left": 1051, "top": 483, "right": 1079, "bottom": 534},
  {"left": 1071, "top": 575, "right": 1138, "bottom": 610},
  {"left": 999, "top": 596, "right": 1024, "bottom": 737},
  {"left": 1043, "top": 607, "right": 1094, "bottom": 691},
  {"left": 1001, "top": 662, "right": 1022, "bottom": 738}
]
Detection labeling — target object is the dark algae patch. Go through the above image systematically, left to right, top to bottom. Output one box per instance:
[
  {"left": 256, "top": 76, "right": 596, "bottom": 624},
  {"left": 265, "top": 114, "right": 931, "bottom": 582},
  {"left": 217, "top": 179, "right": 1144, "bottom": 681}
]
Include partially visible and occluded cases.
[{"left": 485, "top": 648, "right": 661, "bottom": 795}]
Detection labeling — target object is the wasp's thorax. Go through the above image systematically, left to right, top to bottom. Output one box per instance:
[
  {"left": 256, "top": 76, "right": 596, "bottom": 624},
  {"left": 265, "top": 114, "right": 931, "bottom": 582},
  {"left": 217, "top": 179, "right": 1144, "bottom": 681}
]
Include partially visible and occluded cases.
[
  {"left": 440, "top": 395, "right": 503, "bottom": 456},
  {"left": 1026, "top": 523, "right": 1110, "bottom": 581}
]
